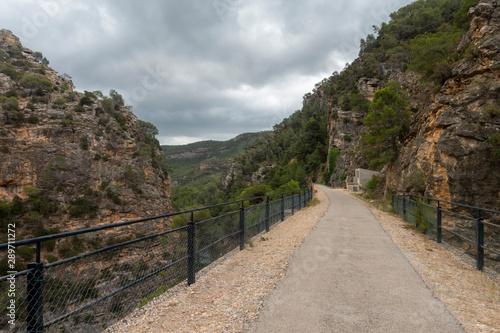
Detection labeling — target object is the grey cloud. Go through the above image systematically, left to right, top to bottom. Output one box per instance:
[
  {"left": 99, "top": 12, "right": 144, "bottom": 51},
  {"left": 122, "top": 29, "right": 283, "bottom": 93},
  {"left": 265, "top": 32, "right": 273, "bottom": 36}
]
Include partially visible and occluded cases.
[{"left": 0, "top": 0, "right": 414, "bottom": 144}]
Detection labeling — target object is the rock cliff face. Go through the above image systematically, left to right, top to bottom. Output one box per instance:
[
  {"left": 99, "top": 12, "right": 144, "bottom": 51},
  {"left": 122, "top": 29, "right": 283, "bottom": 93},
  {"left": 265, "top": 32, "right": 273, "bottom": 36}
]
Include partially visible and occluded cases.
[
  {"left": 327, "top": 0, "right": 500, "bottom": 210},
  {"left": 387, "top": 0, "right": 500, "bottom": 208},
  {"left": 0, "top": 30, "right": 172, "bottom": 239}
]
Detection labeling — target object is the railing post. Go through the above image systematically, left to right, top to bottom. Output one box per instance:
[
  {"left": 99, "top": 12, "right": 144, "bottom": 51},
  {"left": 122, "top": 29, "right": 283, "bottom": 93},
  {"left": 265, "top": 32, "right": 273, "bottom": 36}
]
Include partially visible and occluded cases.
[
  {"left": 298, "top": 191, "right": 302, "bottom": 210},
  {"left": 291, "top": 192, "right": 295, "bottom": 215},
  {"left": 281, "top": 194, "right": 284, "bottom": 222},
  {"left": 402, "top": 194, "right": 406, "bottom": 220},
  {"left": 265, "top": 197, "right": 270, "bottom": 232},
  {"left": 240, "top": 202, "right": 245, "bottom": 250},
  {"left": 437, "top": 204, "right": 442, "bottom": 244},
  {"left": 187, "top": 212, "right": 195, "bottom": 285},
  {"left": 476, "top": 216, "right": 484, "bottom": 271},
  {"left": 27, "top": 262, "right": 44, "bottom": 333}
]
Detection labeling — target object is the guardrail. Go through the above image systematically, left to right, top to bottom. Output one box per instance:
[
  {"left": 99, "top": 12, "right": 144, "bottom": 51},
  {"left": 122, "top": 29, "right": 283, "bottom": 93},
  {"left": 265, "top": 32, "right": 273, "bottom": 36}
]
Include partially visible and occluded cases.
[
  {"left": 0, "top": 188, "right": 313, "bottom": 332},
  {"left": 392, "top": 192, "right": 500, "bottom": 272}
]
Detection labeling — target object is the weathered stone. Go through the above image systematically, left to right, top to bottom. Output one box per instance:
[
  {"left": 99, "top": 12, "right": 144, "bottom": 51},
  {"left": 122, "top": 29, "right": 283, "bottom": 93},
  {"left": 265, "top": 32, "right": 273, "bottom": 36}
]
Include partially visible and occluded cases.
[{"left": 0, "top": 30, "right": 173, "bottom": 237}]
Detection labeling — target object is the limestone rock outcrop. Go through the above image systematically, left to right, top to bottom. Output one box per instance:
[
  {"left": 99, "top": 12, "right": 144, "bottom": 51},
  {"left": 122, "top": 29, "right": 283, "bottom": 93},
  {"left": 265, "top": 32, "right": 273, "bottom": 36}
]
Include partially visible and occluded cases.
[{"left": 0, "top": 29, "right": 173, "bottom": 239}]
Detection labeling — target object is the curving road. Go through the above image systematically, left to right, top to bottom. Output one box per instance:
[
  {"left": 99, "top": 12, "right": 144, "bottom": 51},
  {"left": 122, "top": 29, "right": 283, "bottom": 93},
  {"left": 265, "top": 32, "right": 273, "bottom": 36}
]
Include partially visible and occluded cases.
[{"left": 245, "top": 186, "right": 464, "bottom": 333}]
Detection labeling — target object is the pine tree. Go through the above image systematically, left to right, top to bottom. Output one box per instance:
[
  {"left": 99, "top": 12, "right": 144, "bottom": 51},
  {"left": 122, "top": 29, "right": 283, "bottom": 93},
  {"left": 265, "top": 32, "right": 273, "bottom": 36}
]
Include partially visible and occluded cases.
[{"left": 361, "top": 82, "right": 411, "bottom": 169}]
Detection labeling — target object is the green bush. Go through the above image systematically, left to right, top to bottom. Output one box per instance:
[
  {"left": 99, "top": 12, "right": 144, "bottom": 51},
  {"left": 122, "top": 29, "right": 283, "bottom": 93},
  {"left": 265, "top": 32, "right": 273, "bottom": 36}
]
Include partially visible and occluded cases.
[
  {"left": 454, "top": 0, "right": 480, "bottom": 30},
  {"left": 409, "top": 28, "right": 462, "bottom": 84},
  {"left": 0, "top": 63, "right": 21, "bottom": 80},
  {"left": 19, "top": 73, "right": 53, "bottom": 95},
  {"left": 362, "top": 82, "right": 411, "bottom": 169},
  {"left": 78, "top": 95, "right": 94, "bottom": 106},
  {"left": 0, "top": 96, "right": 19, "bottom": 111},
  {"left": 52, "top": 97, "right": 67, "bottom": 109},
  {"left": 488, "top": 133, "right": 500, "bottom": 161},
  {"left": 404, "top": 169, "right": 426, "bottom": 194},
  {"left": 366, "top": 175, "right": 380, "bottom": 191},
  {"left": 68, "top": 197, "right": 98, "bottom": 218},
  {"left": 17, "top": 245, "right": 35, "bottom": 261},
  {"left": 46, "top": 255, "right": 58, "bottom": 263}
]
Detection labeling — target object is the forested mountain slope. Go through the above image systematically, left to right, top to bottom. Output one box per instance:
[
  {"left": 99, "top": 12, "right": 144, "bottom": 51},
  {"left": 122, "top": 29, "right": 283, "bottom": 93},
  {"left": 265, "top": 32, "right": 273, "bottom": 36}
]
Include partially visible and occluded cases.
[
  {"left": 223, "top": 0, "right": 500, "bottom": 210},
  {"left": 162, "top": 132, "right": 264, "bottom": 186}
]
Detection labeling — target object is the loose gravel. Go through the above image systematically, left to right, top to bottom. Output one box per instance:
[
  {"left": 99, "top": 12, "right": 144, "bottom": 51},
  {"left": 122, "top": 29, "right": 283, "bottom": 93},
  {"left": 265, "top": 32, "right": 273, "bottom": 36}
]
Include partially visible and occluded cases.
[
  {"left": 106, "top": 188, "right": 329, "bottom": 333},
  {"left": 107, "top": 188, "right": 499, "bottom": 333}
]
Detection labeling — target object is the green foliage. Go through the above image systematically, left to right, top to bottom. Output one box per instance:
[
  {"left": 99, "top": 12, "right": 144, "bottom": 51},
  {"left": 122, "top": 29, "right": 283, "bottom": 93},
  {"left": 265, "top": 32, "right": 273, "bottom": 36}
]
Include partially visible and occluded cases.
[
  {"left": 454, "top": 0, "right": 480, "bottom": 30},
  {"left": 409, "top": 27, "right": 462, "bottom": 84},
  {"left": 32, "top": 51, "right": 49, "bottom": 66},
  {"left": 0, "top": 63, "right": 21, "bottom": 80},
  {"left": 19, "top": 73, "right": 53, "bottom": 95},
  {"left": 361, "top": 82, "right": 411, "bottom": 169},
  {"left": 110, "top": 89, "right": 124, "bottom": 108},
  {"left": 78, "top": 95, "right": 94, "bottom": 107},
  {"left": 0, "top": 96, "right": 19, "bottom": 111},
  {"left": 1, "top": 96, "right": 22, "bottom": 124},
  {"left": 52, "top": 97, "right": 67, "bottom": 109},
  {"left": 101, "top": 97, "right": 114, "bottom": 113},
  {"left": 61, "top": 118, "right": 76, "bottom": 127},
  {"left": 138, "top": 120, "right": 159, "bottom": 136},
  {"left": 488, "top": 133, "right": 500, "bottom": 161},
  {"left": 79, "top": 136, "right": 89, "bottom": 150},
  {"left": 327, "top": 147, "right": 341, "bottom": 181},
  {"left": 124, "top": 164, "right": 144, "bottom": 193},
  {"left": 403, "top": 169, "right": 426, "bottom": 194},
  {"left": 366, "top": 175, "right": 380, "bottom": 191},
  {"left": 274, "top": 180, "right": 300, "bottom": 194},
  {"left": 238, "top": 184, "right": 272, "bottom": 205},
  {"left": 68, "top": 197, "right": 98, "bottom": 218},
  {"left": 172, "top": 215, "right": 188, "bottom": 229},
  {"left": 58, "top": 236, "right": 85, "bottom": 258},
  {"left": 17, "top": 245, "right": 35, "bottom": 261}
]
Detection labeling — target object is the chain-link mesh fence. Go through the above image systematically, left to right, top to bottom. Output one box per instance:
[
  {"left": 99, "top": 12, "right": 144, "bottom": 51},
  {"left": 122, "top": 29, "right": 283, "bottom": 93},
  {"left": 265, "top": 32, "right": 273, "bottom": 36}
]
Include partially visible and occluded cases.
[
  {"left": 0, "top": 188, "right": 313, "bottom": 332},
  {"left": 393, "top": 193, "right": 500, "bottom": 272}
]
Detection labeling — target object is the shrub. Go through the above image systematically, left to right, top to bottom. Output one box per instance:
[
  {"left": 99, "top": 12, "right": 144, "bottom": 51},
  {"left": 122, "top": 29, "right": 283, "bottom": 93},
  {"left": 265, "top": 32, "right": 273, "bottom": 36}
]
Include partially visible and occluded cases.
[
  {"left": 0, "top": 63, "right": 21, "bottom": 80},
  {"left": 19, "top": 73, "right": 53, "bottom": 95},
  {"left": 4, "top": 90, "right": 17, "bottom": 98},
  {"left": 66, "top": 91, "right": 78, "bottom": 102},
  {"left": 78, "top": 95, "right": 94, "bottom": 106},
  {"left": 0, "top": 96, "right": 19, "bottom": 111},
  {"left": 52, "top": 97, "right": 67, "bottom": 109},
  {"left": 73, "top": 104, "right": 85, "bottom": 112},
  {"left": 27, "top": 115, "right": 39, "bottom": 124},
  {"left": 61, "top": 118, "right": 76, "bottom": 127},
  {"left": 488, "top": 133, "right": 500, "bottom": 161},
  {"left": 79, "top": 137, "right": 89, "bottom": 150},
  {"left": 404, "top": 169, "right": 426, "bottom": 194},
  {"left": 366, "top": 175, "right": 380, "bottom": 191},
  {"left": 68, "top": 198, "right": 98, "bottom": 218},
  {"left": 18, "top": 245, "right": 35, "bottom": 261},
  {"left": 46, "top": 255, "right": 58, "bottom": 263}
]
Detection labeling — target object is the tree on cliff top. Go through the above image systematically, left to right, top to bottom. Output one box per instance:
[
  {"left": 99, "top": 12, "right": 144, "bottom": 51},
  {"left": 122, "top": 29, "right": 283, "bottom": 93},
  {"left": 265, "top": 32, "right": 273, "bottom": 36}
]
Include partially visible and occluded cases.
[{"left": 361, "top": 82, "right": 411, "bottom": 169}]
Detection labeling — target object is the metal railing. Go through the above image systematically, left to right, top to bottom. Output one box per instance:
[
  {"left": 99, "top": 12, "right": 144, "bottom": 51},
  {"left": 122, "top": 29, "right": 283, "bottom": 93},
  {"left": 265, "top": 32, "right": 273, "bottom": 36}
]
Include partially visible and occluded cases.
[
  {"left": 0, "top": 188, "right": 313, "bottom": 332},
  {"left": 392, "top": 192, "right": 500, "bottom": 272}
]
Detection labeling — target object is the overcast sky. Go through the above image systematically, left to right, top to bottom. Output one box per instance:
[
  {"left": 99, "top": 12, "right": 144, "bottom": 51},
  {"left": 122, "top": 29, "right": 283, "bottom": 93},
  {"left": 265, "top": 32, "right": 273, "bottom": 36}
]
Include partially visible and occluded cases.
[{"left": 0, "top": 0, "right": 414, "bottom": 145}]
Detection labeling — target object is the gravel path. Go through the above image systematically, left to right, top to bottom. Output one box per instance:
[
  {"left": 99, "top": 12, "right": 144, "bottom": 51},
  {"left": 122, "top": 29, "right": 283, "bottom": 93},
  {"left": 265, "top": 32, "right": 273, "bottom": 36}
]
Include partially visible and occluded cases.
[
  {"left": 246, "top": 186, "right": 464, "bottom": 333},
  {"left": 107, "top": 187, "right": 499, "bottom": 332},
  {"left": 106, "top": 188, "right": 330, "bottom": 332},
  {"left": 352, "top": 192, "right": 500, "bottom": 333}
]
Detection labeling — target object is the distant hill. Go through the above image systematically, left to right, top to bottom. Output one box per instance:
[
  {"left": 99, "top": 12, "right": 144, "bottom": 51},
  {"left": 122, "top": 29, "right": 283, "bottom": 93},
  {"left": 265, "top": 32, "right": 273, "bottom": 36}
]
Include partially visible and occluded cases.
[{"left": 162, "top": 132, "right": 266, "bottom": 186}]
